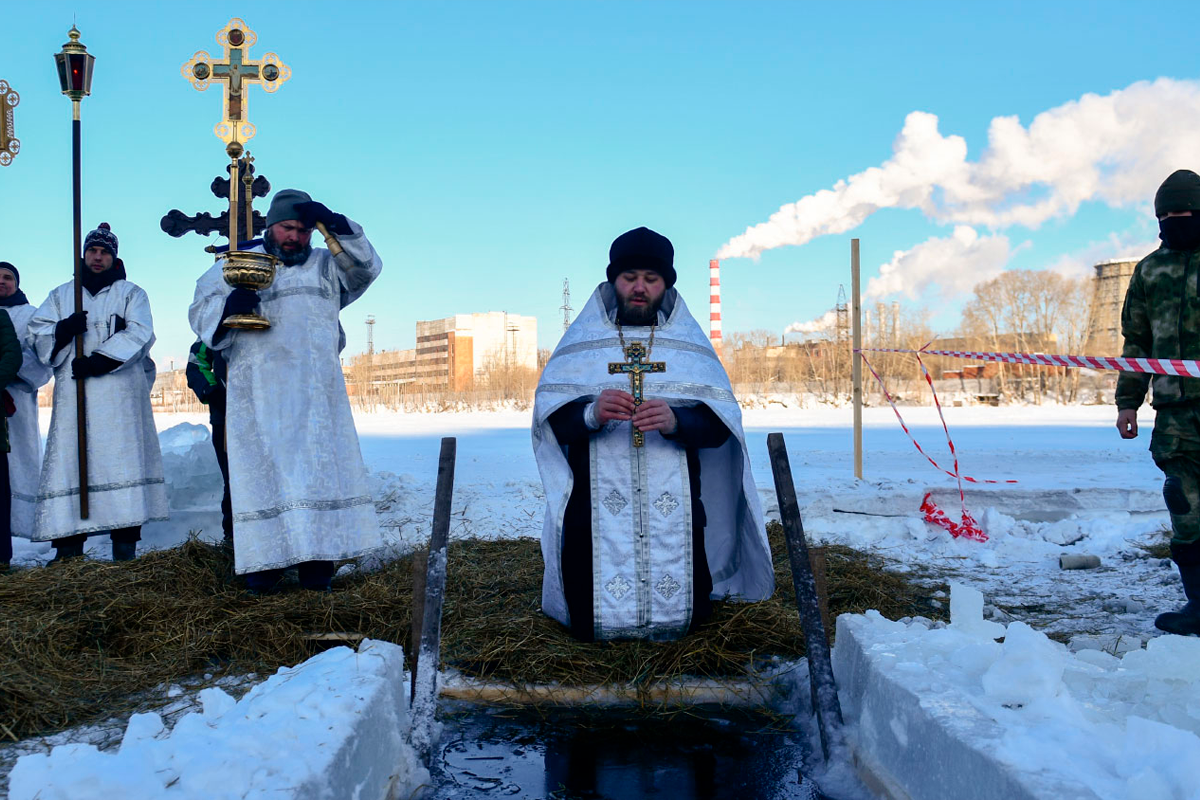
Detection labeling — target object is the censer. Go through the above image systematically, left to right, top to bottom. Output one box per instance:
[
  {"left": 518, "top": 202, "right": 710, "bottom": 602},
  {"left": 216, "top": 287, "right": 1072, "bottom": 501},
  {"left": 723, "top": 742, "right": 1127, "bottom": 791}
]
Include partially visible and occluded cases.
[{"left": 220, "top": 139, "right": 278, "bottom": 330}]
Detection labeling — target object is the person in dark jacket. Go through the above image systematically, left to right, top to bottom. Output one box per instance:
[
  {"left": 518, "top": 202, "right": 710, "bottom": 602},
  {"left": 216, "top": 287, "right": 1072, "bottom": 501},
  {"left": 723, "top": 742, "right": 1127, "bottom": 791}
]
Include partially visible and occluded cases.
[
  {"left": 0, "top": 307, "right": 24, "bottom": 570},
  {"left": 186, "top": 338, "right": 232, "bottom": 548}
]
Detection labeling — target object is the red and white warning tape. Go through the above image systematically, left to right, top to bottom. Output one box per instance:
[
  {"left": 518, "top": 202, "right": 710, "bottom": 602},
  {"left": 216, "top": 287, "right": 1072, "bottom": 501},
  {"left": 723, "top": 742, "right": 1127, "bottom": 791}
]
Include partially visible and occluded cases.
[
  {"left": 854, "top": 343, "right": 1173, "bottom": 541},
  {"left": 860, "top": 347, "right": 1199, "bottom": 377}
]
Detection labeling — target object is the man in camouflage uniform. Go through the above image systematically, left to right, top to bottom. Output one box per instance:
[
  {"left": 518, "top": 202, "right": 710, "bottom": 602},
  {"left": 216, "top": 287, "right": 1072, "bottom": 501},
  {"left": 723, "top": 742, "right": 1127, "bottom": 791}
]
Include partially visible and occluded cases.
[{"left": 1117, "top": 169, "right": 1200, "bottom": 636}]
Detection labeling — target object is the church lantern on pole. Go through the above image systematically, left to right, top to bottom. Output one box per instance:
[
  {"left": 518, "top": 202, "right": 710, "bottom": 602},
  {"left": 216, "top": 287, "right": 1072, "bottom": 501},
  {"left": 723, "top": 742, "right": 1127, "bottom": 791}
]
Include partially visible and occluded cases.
[{"left": 53, "top": 25, "right": 97, "bottom": 519}]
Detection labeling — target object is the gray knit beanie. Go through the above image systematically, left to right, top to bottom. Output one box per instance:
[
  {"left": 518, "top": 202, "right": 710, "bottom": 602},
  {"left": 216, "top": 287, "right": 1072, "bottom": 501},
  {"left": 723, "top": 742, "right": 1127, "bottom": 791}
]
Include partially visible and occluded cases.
[{"left": 266, "top": 189, "right": 313, "bottom": 228}]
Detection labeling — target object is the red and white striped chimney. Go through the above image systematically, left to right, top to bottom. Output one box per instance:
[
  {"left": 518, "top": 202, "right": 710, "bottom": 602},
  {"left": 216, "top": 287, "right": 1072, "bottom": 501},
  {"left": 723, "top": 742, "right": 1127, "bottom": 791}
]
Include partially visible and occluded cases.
[{"left": 709, "top": 259, "right": 722, "bottom": 352}]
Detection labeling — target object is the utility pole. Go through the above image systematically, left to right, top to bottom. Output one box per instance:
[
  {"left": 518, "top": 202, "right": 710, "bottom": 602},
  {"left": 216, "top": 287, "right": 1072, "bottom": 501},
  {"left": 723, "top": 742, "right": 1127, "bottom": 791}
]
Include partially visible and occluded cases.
[
  {"left": 560, "top": 278, "right": 572, "bottom": 334},
  {"left": 366, "top": 314, "right": 376, "bottom": 358}
]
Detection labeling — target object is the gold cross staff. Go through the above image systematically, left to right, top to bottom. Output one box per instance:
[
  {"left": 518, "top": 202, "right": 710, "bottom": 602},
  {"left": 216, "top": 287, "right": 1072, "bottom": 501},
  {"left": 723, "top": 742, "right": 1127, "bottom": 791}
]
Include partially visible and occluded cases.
[
  {"left": 182, "top": 18, "right": 290, "bottom": 144},
  {"left": 0, "top": 80, "right": 19, "bottom": 166},
  {"left": 609, "top": 341, "right": 666, "bottom": 447}
]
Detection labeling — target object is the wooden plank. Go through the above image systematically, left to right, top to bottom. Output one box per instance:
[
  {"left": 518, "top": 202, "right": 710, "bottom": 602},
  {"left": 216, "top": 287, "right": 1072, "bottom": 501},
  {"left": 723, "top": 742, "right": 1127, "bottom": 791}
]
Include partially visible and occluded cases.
[
  {"left": 767, "top": 432, "right": 844, "bottom": 760},
  {"left": 410, "top": 437, "right": 456, "bottom": 763}
]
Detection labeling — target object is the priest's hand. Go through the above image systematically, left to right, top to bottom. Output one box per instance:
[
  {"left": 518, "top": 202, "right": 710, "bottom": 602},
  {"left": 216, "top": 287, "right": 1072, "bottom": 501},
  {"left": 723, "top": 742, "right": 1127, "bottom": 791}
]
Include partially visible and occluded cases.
[
  {"left": 294, "top": 201, "right": 353, "bottom": 236},
  {"left": 220, "top": 288, "right": 260, "bottom": 326},
  {"left": 71, "top": 353, "right": 121, "bottom": 380},
  {"left": 595, "top": 389, "right": 635, "bottom": 423},
  {"left": 632, "top": 399, "right": 678, "bottom": 435}
]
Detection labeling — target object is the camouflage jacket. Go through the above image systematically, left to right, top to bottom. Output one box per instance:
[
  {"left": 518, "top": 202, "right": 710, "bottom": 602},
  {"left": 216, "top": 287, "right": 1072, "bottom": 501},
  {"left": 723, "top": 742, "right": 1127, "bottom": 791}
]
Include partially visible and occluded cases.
[{"left": 1116, "top": 246, "right": 1200, "bottom": 410}]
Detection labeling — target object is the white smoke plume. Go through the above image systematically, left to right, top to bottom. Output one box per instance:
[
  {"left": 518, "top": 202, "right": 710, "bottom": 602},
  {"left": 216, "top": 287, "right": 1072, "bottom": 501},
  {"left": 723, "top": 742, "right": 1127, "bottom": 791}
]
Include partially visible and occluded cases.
[
  {"left": 718, "top": 78, "right": 1200, "bottom": 261},
  {"left": 864, "top": 226, "right": 1011, "bottom": 301},
  {"left": 1045, "top": 230, "right": 1159, "bottom": 279},
  {"left": 785, "top": 309, "right": 839, "bottom": 336}
]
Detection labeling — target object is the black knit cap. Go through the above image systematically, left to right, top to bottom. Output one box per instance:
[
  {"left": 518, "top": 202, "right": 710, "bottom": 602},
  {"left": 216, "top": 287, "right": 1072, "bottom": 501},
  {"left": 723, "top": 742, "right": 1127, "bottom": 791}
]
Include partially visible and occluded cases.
[
  {"left": 1155, "top": 170, "right": 1200, "bottom": 218},
  {"left": 606, "top": 227, "right": 676, "bottom": 288},
  {"left": 0, "top": 262, "right": 17, "bottom": 286}
]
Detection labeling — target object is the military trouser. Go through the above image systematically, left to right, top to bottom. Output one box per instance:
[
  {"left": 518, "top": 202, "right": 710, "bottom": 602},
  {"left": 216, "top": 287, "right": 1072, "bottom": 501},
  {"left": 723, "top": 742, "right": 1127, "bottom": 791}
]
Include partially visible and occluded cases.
[{"left": 1150, "top": 405, "right": 1200, "bottom": 545}]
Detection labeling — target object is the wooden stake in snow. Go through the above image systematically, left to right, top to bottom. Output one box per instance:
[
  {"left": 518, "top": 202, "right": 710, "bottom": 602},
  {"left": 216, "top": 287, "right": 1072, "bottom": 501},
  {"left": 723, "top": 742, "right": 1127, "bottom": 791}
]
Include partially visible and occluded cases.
[
  {"left": 851, "top": 238, "right": 863, "bottom": 481},
  {"left": 768, "top": 432, "right": 845, "bottom": 760},
  {"left": 410, "top": 437, "right": 456, "bottom": 764}
]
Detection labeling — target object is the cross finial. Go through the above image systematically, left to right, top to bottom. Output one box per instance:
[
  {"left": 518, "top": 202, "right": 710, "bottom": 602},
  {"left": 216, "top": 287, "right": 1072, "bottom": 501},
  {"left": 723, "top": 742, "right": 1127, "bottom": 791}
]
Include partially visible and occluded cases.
[
  {"left": 182, "top": 18, "right": 290, "bottom": 144},
  {"left": 0, "top": 80, "right": 20, "bottom": 167}
]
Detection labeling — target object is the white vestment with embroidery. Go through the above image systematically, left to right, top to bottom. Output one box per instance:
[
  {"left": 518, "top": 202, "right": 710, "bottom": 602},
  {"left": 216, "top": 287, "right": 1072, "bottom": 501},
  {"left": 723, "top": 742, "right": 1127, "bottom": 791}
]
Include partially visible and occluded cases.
[
  {"left": 189, "top": 222, "right": 383, "bottom": 574},
  {"left": 28, "top": 280, "right": 167, "bottom": 540},
  {"left": 532, "top": 283, "right": 774, "bottom": 639},
  {"left": 4, "top": 303, "right": 52, "bottom": 538}
]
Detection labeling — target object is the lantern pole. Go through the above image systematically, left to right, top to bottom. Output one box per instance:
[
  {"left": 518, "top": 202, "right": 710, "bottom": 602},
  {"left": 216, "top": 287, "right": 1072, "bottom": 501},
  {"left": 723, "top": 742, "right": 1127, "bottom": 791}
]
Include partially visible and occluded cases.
[{"left": 55, "top": 25, "right": 96, "bottom": 519}]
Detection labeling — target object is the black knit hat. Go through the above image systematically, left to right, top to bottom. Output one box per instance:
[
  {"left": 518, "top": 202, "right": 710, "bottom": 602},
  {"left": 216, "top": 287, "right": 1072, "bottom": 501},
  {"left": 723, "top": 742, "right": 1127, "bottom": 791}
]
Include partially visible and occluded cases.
[
  {"left": 1155, "top": 170, "right": 1200, "bottom": 218},
  {"left": 83, "top": 222, "right": 118, "bottom": 258},
  {"left": 606, "top": 227, "right": 676, "bottom": 288},
  {"left": 0, "top": 262, "right": 17, "bottom": 286}
]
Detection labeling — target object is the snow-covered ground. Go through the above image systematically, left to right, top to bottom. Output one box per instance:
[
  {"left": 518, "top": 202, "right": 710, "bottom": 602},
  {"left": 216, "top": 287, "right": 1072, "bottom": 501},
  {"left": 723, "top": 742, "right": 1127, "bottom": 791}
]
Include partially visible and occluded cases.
[{"left": 7, "top": 403, "right": 1193, "bottom": 799}]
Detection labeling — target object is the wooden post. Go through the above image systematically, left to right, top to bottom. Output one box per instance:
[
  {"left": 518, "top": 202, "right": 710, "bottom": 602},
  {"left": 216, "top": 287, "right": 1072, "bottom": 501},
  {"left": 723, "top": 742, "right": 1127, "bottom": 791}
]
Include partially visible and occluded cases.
[
  {"left": 851, "top": 238, "right": 863, "bottom": 480},
  {"left": 768, "top": 432, "right": 844, "bottom": 760},
  {"left": 410, "top": 437, "right": 456, "bottom": 764},
  {"left": 409, "top": 548, "right": 427, "bottom": 702}
]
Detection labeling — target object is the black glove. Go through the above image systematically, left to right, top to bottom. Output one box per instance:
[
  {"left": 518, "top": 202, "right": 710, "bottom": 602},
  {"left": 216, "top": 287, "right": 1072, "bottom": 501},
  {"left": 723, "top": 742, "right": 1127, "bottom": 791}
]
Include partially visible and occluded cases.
[
  {"left": 294, "top": 200, "right": 353, "bottom": 236},
  {"left": 220, "top": 288, "right": 260, "bottom": 325},
  {"left": 53, "top": 311, "right": 88, "bottom": 357},
  {"left": 71, "top": 353, "right": 122, "bottom": 380}
]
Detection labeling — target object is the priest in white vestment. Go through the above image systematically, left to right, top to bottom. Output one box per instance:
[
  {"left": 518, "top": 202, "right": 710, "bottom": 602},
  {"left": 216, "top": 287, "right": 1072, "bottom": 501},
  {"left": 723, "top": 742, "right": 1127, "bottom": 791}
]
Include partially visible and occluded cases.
[
  {"left": 189, "top": 190, "right": 383, "bottom": 592},
  {"left": 28, "top": 224, "right": 167, "bottom": 561},
  {"left": 533, "top": 227, "right": 774, "bottom": 641},
  {"left": 0, "top": 262, "right": 53, "bottom": 560}
]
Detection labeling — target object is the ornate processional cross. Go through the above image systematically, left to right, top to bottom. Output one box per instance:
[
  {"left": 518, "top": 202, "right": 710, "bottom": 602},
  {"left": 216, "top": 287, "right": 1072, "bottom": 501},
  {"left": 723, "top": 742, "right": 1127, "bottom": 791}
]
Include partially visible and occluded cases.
[
  {"left": 182, "top": 18, "right": 290, "bottom": 144},
  {"left": 0, "top": 80, "right": 19, "bottom": 167},
  {"left": 609, "top": 341, "right": 666, "bottom": 447}
]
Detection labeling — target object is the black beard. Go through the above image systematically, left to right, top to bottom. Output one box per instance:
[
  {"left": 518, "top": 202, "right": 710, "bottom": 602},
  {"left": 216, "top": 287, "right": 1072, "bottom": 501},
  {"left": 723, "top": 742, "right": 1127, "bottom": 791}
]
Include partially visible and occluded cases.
[
  {"left": 264, "top": 229, "right": 313, "bottom": 266},
  {"left": 617, "top": 296, "right": 662, "bottom": 326}
]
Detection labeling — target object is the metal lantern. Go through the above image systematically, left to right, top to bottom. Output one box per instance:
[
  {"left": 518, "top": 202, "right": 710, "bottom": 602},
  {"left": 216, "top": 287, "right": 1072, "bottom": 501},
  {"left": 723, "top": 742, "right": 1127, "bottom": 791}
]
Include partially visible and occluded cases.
[{"left": 54, "top": 26, "right": 96, "bottom": 101}]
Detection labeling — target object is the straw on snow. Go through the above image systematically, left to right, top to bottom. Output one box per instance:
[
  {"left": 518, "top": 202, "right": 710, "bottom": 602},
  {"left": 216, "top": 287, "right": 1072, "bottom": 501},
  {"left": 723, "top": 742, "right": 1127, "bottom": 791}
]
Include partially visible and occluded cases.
[{"left": 0, "top": 525, "right": 945, "bottom": 739}]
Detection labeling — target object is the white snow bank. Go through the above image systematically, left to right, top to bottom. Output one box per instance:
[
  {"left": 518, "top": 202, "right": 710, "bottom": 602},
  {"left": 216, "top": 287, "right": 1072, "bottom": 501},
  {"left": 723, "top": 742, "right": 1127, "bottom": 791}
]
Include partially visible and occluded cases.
[
  {"left": 834, "top": 585, "right": 1200, "bottom": 800},
  {"left": 8, "top": 640, "right": 429, "bottom": 800}
]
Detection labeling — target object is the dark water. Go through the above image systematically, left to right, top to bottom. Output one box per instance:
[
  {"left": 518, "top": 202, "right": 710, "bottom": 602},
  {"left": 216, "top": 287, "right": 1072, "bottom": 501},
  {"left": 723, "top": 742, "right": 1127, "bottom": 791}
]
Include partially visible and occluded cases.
[{"left": 431, "top": 707, "right": 820, "bottom": 800}]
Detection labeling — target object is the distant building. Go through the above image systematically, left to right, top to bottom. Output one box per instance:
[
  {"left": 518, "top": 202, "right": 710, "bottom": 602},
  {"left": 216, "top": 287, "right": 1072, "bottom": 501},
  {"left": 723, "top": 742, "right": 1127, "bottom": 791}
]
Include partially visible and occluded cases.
[
  {"left": 1087, "top": 258, "right": 1138, "bottom": 356},
  {"left": 347, "top": 311, "right": 538, "bottom": 393}
]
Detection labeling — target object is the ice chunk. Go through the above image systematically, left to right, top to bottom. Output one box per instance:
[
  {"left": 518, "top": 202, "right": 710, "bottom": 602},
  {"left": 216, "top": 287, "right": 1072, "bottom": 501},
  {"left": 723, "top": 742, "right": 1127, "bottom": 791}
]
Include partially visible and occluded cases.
[
  {"left": 948, "top": 582, "right": 1006, "bottom": 640},
  {"left": 981, "top": 621, "right": 1065, "bottom": 706},
  {"left": 199, "top": 687, "right": 236, "bottom": 719},
  {"left": 119, "top": 713, "right": 164, "bottom": 752}
]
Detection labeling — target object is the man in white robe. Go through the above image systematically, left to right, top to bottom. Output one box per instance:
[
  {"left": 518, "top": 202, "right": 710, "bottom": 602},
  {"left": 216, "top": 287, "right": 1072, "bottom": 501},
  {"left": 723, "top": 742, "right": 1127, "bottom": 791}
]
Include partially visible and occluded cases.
[
  {"left": 188, "top": 190, "right": 383, "bottom": 592},
  {"left": 29, "top": 223, "right": 167, "bottom": 561},
  {"left": 533, "top": 227, "right": 774, "bottom": 641},
  {"left": 0, "top": 262, "right": 53, "bottom": 561}
]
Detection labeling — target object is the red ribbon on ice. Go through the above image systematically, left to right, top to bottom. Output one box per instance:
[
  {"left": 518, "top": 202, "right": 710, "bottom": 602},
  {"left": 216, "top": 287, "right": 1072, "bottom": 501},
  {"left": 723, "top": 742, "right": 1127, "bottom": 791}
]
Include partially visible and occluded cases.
[
  {"left": 858, "top": 346, "right": 1006, "bottom": 542},
  {"left": 921, "top": 492, "right": 987, "bottom": 542}
]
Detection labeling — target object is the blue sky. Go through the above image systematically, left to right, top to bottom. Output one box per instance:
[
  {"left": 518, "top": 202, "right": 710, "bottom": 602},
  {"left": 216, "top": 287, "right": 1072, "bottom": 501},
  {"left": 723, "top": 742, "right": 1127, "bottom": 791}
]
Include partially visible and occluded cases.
[{"left": 2, "top": 1, "right": 1199, "bottom": 367}]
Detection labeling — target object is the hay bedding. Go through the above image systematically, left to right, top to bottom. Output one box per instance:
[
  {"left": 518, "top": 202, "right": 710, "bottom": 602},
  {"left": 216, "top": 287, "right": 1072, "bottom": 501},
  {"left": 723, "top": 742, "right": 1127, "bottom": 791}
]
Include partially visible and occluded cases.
[{"left": 0, "top": 523, "right": 945, "bottom": 740}]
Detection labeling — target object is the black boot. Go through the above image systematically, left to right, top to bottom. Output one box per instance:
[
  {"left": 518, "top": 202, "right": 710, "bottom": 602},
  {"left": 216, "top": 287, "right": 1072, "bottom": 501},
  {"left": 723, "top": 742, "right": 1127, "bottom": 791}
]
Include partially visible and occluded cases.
[
  {"left": 111, "top": 526, "right": 141, "bottom": 562},
  {"left": 51, "top": 534, "right": 86, "bottom": 562},
  {"left": 1155, "top": 541, "right": 1200, "bottom": 635}
]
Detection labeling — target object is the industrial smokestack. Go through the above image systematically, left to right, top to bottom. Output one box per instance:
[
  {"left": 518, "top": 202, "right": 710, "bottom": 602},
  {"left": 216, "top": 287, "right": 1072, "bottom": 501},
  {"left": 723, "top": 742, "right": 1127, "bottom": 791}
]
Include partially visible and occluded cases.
[{"left": 709, "top": 259, "right": 722, "bottom": 352}]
